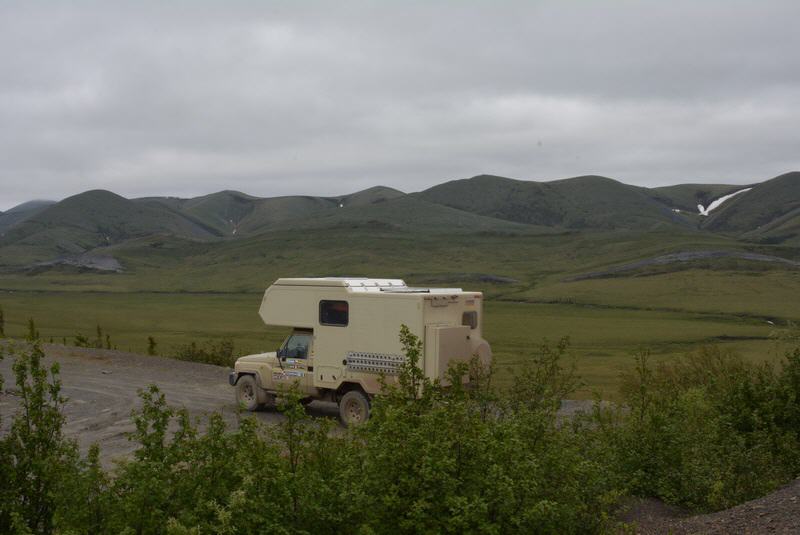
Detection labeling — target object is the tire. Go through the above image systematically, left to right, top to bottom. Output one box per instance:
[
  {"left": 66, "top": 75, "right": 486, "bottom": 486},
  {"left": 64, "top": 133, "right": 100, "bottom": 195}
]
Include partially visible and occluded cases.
[
  {"left": 236, "top": 375, "right": 261, "bottom": 411},
  {"left": 339, "top": 390, "right": 370, "bottom": 426},
  {"left": 299, "top": 397, "right": 314, "bottom": 406}
]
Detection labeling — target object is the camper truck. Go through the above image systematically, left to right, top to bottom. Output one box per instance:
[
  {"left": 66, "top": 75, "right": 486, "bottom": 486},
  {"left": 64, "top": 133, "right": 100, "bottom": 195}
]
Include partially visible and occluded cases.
[{"left": 229, "top": 277, "right": 492, "bottom": 425}]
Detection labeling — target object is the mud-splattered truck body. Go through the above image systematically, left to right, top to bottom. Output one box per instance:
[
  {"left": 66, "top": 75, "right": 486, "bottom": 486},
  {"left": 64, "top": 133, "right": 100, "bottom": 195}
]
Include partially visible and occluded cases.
[{"left": 229, "top": 277, "right": 492, "bottom": 424}]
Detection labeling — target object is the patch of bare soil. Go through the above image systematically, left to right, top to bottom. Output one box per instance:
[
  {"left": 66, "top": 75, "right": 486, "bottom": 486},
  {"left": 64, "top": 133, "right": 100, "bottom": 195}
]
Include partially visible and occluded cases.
[
  {"left": 0, "top": 343, "right": 338, "bottom": 466},
  {"left": 621, "top": 478, "right": 800, "bottom": 534}
]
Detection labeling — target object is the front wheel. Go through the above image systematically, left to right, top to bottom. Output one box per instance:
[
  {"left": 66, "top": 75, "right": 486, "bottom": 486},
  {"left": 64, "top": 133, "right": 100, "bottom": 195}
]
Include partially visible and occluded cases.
[
  {"left": 236, "top": 375, "right": 262, "bottom": 411},
  {"left": 339, "top": 390, "right": 370, "bottom": 426}
]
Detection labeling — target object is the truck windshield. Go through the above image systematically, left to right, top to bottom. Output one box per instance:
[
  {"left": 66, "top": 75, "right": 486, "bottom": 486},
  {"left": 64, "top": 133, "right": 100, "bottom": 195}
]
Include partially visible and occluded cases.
[{"left": 282, "top": 332, "right": 311, "bottom": 358}]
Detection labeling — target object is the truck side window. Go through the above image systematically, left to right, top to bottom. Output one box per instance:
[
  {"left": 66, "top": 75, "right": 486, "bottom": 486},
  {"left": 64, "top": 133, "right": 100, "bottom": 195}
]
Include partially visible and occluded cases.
[
  {"left": 319, "top": 300, "right": 348, "bottom": 326},
  {"left": 283, "top": 333, "right": 311, "bottom": 358}
]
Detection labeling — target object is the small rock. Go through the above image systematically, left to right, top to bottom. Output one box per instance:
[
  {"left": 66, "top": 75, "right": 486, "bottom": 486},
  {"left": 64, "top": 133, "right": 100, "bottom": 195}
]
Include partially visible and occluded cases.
[{"left": 101, "top": 370, "right": 112, "bottom": 375}]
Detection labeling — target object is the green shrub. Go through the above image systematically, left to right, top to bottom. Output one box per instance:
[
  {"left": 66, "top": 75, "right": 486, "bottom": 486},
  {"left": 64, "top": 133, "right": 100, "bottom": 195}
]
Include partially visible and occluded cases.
[
  {"left": 348, "top": 328, "right": 618, "bottom": 534},
  {"left": 1, "top": 331, "right": 798, "bottom": 533},
  {"left": 74, "top": 332, "right": 90, "bottom": 347},
  {"left": 0, "top": 342, "right": 82, "bottom": 534},
  {"left": 588, "top": 346, "right": 800, "bottom": 511}
]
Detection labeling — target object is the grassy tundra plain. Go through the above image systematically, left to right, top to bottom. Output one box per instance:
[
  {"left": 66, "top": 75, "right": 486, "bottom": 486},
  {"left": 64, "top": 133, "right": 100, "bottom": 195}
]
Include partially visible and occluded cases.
[
  {"left": 2, "top": 228, "right": 796, "bottom": 396},
  {"left": 0, "top": 293, "right": 788, "bottom": 397}
]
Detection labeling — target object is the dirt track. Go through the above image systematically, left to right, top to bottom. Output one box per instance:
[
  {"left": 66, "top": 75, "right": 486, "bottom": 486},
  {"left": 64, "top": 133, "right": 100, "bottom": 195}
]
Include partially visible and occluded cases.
[{"left": 0, "top": 343, "right": 338, "bottom": 464}]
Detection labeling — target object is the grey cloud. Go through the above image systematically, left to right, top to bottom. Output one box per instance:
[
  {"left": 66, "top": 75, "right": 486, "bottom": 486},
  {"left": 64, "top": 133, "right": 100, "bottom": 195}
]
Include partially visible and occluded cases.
[{"left": 1, "top": 1, "right": 799, "bottom": 209}]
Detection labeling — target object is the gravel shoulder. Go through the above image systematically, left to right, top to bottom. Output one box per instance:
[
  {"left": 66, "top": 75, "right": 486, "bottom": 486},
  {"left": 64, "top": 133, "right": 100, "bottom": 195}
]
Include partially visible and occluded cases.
[
  {"left": 0, "top": 343, "right": 338, "bottom": 465},
  {"left": 621, "top": 478, "right": 800, "bottom": 534}
]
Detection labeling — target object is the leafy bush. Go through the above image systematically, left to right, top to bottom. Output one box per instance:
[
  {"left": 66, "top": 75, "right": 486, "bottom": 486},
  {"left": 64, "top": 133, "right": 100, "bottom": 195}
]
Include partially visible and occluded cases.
[
  {"left": 350, "top": 328, "right": 618, "bottom": 534},
  {"left": 73, "top": 332, "right": 91, "bottom": 347},
  {"left": 1, "top": 334, "right": 798, "bottom": 533},
  {"left": 0, "top": 341, "right": 83, "bottom": 534},
  {"left": 587, "top": 346, "right": 800, "bottom": 511}
]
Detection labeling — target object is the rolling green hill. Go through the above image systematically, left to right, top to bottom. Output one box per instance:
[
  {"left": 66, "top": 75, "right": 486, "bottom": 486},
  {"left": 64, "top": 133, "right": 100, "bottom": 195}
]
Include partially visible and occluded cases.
[
  {"left": 0, "top": 172, "right": 798, "bottom": 271},
  {"left": 703, "top": 172, "right": 800, "bottom": 244},
  {"left": 416, "top": 174, "right": 688, "bottom": 230},
  {"left": 648, "top": 183, "right": 742, "bottom": 213},
  {"left": 338, "top": 185, "right": 405, "bottom": 206},
  {"left": 0, "top": 186, "right": 412, "bottom": 264},
  {"left": 133, "top": 186, "right": 407, "bottom": 237},
  {"left": 237, "top": 186, "right": 406, "bottom": 235},
  {"left": 0, "top": 190, "right": 218, "bottom": 265},
  {"left": 137, "top": 190, "right": 259, "bottom": 236},
  {"left": 267, "top": 195, "right": 537, "bottom": 233},
  {"left": 0, "top": 200, "right": 56, "bottom": 234}
]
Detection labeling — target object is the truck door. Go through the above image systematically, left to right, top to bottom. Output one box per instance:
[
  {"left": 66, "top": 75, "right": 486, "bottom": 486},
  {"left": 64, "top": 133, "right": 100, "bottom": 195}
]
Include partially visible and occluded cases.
[{"left": 275, "top": 330, "right": 315, "bottom": 394}]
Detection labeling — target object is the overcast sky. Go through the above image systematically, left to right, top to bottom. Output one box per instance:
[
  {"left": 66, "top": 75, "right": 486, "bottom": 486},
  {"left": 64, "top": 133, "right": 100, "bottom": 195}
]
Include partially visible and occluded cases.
[{"left": 1, "top": 1, "right": 799, "bottom": 210}]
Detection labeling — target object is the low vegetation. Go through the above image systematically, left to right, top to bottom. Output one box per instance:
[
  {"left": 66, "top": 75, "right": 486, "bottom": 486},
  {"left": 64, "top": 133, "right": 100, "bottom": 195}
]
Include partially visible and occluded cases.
[
  {"left": 72, "top": 325, "right": 113, "bottom": 350},
  {"left": 1, "top": 329, "right": 798, "bottom": 534},
  {"left": 147, "top": 336, "right": 157, "bottom": 356},
  {"left": 173, "top": 337, "right": 235, "bottom": 367},
  {"left": 586, "top": 346, "right": 800, "bottom": 511}
]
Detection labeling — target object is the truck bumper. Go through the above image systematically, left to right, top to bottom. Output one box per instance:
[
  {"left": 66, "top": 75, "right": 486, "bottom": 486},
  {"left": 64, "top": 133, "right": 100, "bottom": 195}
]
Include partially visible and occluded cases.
[{"left": 228, "top": 371, "right": 238, "bottom": 386}]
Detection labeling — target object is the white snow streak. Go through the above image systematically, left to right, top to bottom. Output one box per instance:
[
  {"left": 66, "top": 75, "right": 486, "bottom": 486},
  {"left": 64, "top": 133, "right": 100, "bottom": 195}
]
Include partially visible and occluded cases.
[{"left": 697, "top": 188, "right": 752, "bottom": 216}]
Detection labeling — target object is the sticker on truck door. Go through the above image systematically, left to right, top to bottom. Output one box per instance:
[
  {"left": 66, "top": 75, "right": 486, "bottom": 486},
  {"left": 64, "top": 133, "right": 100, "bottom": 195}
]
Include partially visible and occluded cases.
[{"left": 273, "top": 370, "right": 305, "bottom": 380}]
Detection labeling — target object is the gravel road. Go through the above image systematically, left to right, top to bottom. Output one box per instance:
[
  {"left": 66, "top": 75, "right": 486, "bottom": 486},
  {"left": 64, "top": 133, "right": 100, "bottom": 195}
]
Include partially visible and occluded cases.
[{"left": 0, "top": 343, "right": 338, "bottom": 465}]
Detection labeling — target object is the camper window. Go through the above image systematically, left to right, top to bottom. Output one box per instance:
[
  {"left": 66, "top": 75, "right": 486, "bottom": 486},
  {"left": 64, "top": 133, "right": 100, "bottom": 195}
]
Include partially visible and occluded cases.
[
  {"left": 320, "top": 300, "right": 349, "bottom": 326},
  {"left": 462, "top": 311, "right": 478, "bottom": 329}
]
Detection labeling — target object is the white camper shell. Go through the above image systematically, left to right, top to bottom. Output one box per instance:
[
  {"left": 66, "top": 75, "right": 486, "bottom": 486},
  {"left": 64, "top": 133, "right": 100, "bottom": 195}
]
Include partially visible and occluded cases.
[{"left": 230, "top": 277, "right": 492, "bottom": 425}]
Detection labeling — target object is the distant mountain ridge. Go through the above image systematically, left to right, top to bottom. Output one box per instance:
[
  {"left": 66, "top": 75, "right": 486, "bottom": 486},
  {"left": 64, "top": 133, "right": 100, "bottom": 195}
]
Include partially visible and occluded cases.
[
  {"left": 0, "top": 172, "right": 797, "bottom": 267},
  {"left": 703, "top": 172, "right": 800, "bottom": 239},
  {"left": 416, "top": 174, "right": 686, "bottom": 230},
  {"left": 0, "top": 200, "right": 57, "bottom": 234}
]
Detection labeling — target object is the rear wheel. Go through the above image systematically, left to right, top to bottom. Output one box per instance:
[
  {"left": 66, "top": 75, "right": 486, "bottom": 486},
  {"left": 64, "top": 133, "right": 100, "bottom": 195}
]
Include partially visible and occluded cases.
[
  {"left": 236, "top": 375, "right": 261, "bottom": 411},
  {"left": 339, "top": 390, "right": 370, "bottom": 426}
]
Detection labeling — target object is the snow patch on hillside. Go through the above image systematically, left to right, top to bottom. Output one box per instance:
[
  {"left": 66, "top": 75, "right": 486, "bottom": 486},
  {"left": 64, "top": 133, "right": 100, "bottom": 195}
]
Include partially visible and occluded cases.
[{"left": 698, "top": 188, "right": 752, "bottom": 216}]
